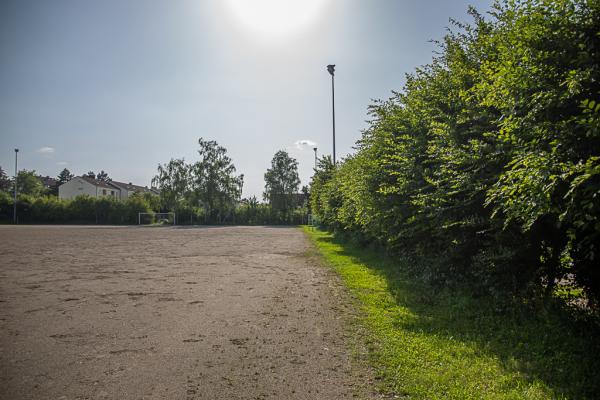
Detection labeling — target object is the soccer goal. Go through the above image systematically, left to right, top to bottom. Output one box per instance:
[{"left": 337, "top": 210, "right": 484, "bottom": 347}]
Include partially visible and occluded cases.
[{"left": 138, "top": 212, "right": 176, "bottom": 225}]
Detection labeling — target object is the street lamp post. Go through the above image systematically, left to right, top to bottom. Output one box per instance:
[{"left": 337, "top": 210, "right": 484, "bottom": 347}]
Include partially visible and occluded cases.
[
  {"left": 327, "top": 64, "right": 336, "bottom": 165},
  {"left": 313, "top": 147, "right": 318, "bottom": 169},
  {"left": 13, "top": 148, "right": 18, "bottom": 224}
]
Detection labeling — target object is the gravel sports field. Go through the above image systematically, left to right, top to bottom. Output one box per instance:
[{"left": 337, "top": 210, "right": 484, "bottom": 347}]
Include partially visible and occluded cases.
[{"left": 0, "top": 226, "right": 375, "bottom": 399}]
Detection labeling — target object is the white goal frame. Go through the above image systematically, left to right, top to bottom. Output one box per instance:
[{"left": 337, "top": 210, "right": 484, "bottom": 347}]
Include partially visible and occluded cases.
[{"left": 138, "top": 212, "right": 176, "bottom": 225}]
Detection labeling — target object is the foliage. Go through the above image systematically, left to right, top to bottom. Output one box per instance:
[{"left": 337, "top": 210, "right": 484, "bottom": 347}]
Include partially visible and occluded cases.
[
  {"left": 309, "top": 0, "right": 600, "bottom": 304},
  {"left": 152, "top": 138, "right": 244, "bottom": 223},
  {"left": 191, "top": 138, "right": 244, "bottom": 222},
  {"left": 263, "top": 150, "right": 301, "bottom": 214},
  {"left": 309, "top": 155, "right": 336, "bottom": 226},
  {"left": 153, "top": 158, "right": 190, "bottom": 211},
  {"left": 0, "top": 166, "right": 11, "bottom": 192},
  {"left": 56, "top": 168, "right": 74, "bottom": 185},
  {"left": 16, "top": 170, "right": 46, "bottom": 197},
  {"left": 96, "top": 170, "right": 110, "bottom": 182},
  {"left": 0, "top": 191, "right": 13, "bottom": 220},
  {"left": 0, "top": 191, "right": 305, "bottom": 226},
  {"left": 0, "top": 193, "right": 154, "bottom": 224},
  {"left": 236, "top": 198, "right": 307, "bottom": 225},
  {"left": 305, "top": 227, "right": 600, "bottom": 400}
]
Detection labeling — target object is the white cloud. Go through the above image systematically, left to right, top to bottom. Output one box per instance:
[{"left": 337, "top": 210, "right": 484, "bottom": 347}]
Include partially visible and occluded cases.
[
  {"left": 294, "top": 139, "right": 317, "bottom": 150},
  {"left": 36, "top": 147, "right": 55, "bottom": 154}
]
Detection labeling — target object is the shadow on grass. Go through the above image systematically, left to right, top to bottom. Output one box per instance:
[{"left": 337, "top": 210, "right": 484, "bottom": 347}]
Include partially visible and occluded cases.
[{"left": 315, "top": 234, "right": 600, "bottom": 399}]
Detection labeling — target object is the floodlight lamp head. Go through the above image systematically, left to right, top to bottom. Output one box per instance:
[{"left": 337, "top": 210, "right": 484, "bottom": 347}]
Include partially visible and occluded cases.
[
  {"left": 327, "top": 64, "right": 335, "bottom": 76},
  {"left": 313, "top": 147, "right": 317, "bottom": 152},
  {"left": 14, "top": 148, "right": 19, "bottom": 153}
]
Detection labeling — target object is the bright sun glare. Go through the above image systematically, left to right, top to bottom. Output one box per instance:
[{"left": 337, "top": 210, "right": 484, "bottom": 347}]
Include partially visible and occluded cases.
[{"left": 225, "top": 0, "right": 327, "bottom": 36}]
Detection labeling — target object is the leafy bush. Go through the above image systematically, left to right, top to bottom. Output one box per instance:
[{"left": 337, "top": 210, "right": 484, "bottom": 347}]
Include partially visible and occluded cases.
[
  {"left": 310, "top": 0, "right": 600, "bottom": 305},
  {"left": 0, "top": 191, "right": 306, "bottom": 226},
  {"left": 0, "top": 191, "right": 13, "bottom": 222},
  {"left": 0, "top": 193, "right": 156, "bottom": 225}
]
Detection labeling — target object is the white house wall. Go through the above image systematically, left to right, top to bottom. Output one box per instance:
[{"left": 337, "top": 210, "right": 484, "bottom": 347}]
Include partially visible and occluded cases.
[
  {"left": 58, "top": 178, "right": 98, "bottom": 200},
  {"left": 58, "top": 178, "right": 120, "bottom": 200},
  {"left": 99, "top": 187, "right": 119, "bottom": 198},
  {"left": 119, "top": 189, "right": 131, "bottom": 200}
]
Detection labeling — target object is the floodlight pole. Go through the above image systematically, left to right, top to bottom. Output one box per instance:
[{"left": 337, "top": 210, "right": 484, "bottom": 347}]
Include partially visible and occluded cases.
[
  {"left": 327, "top": 64, "right": 336, "bottom": 165},
  {"left": 313, "top": 147, "right": 318, "bottom": 169},
  {"left": 13, "top": 148, "right": 18, "bottom": 224}
]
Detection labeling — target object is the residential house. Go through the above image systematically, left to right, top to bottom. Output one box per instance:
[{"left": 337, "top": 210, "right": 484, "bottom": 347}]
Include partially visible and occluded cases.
[
  {"left": 39, "top": 176, "right": 58, "bottom": 191},
  {"left": 58, "top": 176, "right": 119, "bottom": 200},
  {"left": 58, "top": 176, "right": 159, "bottom": 200},
  {"left": 109, "top": 181, "right": 159, "bottom": 200}
]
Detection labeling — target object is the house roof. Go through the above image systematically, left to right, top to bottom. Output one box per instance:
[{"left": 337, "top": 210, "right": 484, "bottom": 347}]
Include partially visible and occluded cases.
[
  {"left": 39, "top": 176, "right": 58, "bottom": 188},
  {"left": 79, "top": 176, "right": 119, "bottom": 190},
  {"left": 110, "top": 180, "right": 156, "bottom": 193}
]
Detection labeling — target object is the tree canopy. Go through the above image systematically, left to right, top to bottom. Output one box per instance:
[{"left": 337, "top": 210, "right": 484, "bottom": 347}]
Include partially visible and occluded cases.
[
  {"left": 152, "top": 138, "right": 243, "bottom": 223},
  {"left": 264, "top": 150, "right": 300, "bottom": 213},
  {"left": 0, "top": 167, "right": 11, "bottom": 192},
  {"left": 57, "top": 168, "right": 74, "bottom": 185},
  {"left": 15, "top": 170, "right": 46, "bottom": 197},
  {"left": 96, "top": 170, "right": 110, "bottom": 182}
]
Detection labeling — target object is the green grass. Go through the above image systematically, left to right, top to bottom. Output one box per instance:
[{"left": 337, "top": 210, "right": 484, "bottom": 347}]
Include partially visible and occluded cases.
[{"left": 303, "top": 227, "right": 600, "bottom": 400}]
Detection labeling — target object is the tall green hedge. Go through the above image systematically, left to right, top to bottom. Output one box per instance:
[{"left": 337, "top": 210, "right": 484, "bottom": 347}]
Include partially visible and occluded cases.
[
  {"left": 311, "top": 0, "right": 600, "bottom": 304},
  {"left": 0, "top": 192, "right": 307, "bottom": 226},
  {"left": 0, "top": 193, "right": 153, "bottom": 224}
]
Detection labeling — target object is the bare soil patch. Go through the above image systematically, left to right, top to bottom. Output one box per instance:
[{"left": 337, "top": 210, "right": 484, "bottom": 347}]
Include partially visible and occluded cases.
[{"left": 0, "top": 226, "right": 375, "bottom": 399}]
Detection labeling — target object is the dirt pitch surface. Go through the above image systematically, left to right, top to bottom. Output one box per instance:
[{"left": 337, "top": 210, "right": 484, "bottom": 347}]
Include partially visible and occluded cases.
[{"left": 0, "top": 226, "right": 376, "bottom": 400}]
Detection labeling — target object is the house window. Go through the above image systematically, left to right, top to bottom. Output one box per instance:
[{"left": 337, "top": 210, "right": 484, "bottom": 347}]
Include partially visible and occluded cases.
[
  {"left": 102, "top": 189, "right": 106, "bottom": 195},
  {"left": 111, "top": 191, "right": 114, "bottom": 196}
]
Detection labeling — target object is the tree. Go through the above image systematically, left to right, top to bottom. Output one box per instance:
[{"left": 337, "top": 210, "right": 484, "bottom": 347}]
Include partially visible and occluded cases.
[
  {"left": 152, "top": 138, "right": 243, "bottom": 223},
  {"left": 190, "top": 138, "right": 244, "bottom": 222},
  {"left": 264, "top": 150, "right": 300, "bottom": 213},
  {"left": 309, "top": 155, "right": 335, "bottom": 223},
  {"left": 152, "top": 158, "right": 191, "bottom": 211},
  {"left": 0, "top": 167, "right": 11, "bottom": 192},
  {"left": 57, "top": 168, "right": 74, "bottom": 185},
  {"left": 16, "top": 170, "right": 45, "bottom": 197},
  {"left": 96, "top": 170, "right": 110, "bottom": 182},
  {"left": 86, "top": 171, "right": 95, "bottom": 179},
  {"left": 301, "top": 185, "right": 310, "bottom": 210}
]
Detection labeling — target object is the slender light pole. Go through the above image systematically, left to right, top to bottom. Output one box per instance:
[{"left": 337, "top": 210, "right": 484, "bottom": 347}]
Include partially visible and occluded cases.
[
  {"left": 327, "top": 64, "right": 336, "bottom": 165},
  {"left": 313, "top": 147, "right": 318, "bottom": 169},
  {"left": 13, "top": 148, "right": 19, "bottom": 224}
]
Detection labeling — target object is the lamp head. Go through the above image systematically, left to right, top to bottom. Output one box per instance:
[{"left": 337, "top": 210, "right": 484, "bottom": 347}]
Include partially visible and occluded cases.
[
  {"left": 326, "top": 64, "right": 335, "bottom": 76},
  {"left": 14, "top": 148, "right": 19, "bottom": 153}
]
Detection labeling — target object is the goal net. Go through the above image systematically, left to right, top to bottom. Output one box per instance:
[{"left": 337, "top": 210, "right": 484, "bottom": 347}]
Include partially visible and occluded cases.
[{"left": 138, "top": 212, "right": 176, "bottom": 225}]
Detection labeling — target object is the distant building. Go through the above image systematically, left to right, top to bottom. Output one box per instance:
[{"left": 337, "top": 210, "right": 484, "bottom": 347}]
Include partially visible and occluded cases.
[
  {"left": 39, "top": 176, "right": 58, "bottom": 191},
  {"left": 58, "top": 176, "right": 158, "bottom": 200},
  {"left": 58, "top": 176, "right": 119, "bottom": 200},
  {"left": 109, "top": 180, "right": 159, "bottom": 200}
]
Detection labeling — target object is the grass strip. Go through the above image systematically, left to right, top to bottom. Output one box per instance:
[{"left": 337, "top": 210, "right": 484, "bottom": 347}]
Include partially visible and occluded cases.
[{"left": 303, "top": 227, "right": 600, "bottom": 400}]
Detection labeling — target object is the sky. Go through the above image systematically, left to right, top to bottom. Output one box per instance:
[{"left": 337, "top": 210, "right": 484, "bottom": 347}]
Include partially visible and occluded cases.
[{"left": 0, "top": 0, "right": 493, "bottom": 198}]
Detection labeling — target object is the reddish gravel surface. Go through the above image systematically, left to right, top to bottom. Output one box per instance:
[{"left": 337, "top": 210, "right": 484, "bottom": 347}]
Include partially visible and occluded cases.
[{"left": 0, "top": 226, "right": 375, "bottom": 400}]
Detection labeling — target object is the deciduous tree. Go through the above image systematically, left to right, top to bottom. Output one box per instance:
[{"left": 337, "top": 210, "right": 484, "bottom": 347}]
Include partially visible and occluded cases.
[
  {"left": 152, "top": 138, "right": 243, "bottom": 223},
  {"left": 264, "top": 150, "right": 300, "bottom": 214},
  {"left": 0, "top": 167, "right": 11, "bottom": 192},
  {"left": 16, "top": 170, "right": 45, "bottom": 197}
]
